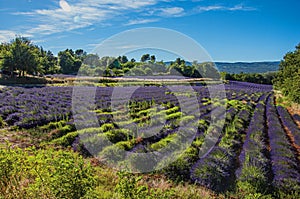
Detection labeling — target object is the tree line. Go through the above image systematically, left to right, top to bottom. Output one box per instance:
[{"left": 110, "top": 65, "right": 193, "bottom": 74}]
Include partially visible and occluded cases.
[
  {"left": 0, "top": 37, "right": 221, "bottom": 79},
  {"left": 220, "top": 71, "right": 277, "bottom": 85}
]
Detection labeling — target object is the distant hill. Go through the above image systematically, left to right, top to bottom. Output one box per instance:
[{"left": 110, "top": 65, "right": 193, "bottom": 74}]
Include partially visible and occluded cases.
[
  {"left": 165, "top": 61, "right": 280, "bottom": 74},
  {"left": 215, "top": 61, "right": 280, "bottom": 74}
]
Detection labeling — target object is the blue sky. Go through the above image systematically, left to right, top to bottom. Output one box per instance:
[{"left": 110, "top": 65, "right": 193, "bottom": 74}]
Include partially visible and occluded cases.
[{"left": 0, "top": 0, "right": 299, "bottom": 62}]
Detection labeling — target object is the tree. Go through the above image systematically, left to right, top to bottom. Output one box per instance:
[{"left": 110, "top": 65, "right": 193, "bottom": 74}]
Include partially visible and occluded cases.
[
  {"left": 0, "top": 37, "right": 39, "bottom": 77},
  {"left": 0, "top": 43, "right": 15, "bottom": 75},
  {"left": 274, "top": 43, "right": 300, "bottom": 103},
  {"left": 38, "top": 49, "right": 59, "bottom": 75},
  {"left": 58, "top": 49, "right": 82, "bottom": 74},
  {"left": 66, "top": 49, "right": 75, "bottom": 57},
  {"left": 74, "top": 49, "right": 87, "bottom": 62},
  {"left": 75, "top": 49, "right": 86, "bottom": 57},
  {"left": 83, "top": 54, "right": 100, "bottom": 68},
  {"left": 141, "top": 54, "right": 150, "bottom": 62},
  {"left": 118, "top": 55, "right": 128, "bottom": 64},
  {"left": 150, "top": 55, "right": 156, "bottom": 63},
  {"left": 98, "top": 56, "right": 118, "bottom": 69},
  {"left": 175, "top": 57, "right": 185, "bottom": 65},
  {"left": 108, "top": 59, "right": 121, "bottom": 69},
  {"left": 144, "top": 62, "right": 166, "bottom": 74},
  {"left": 194, "top": 62, "right": 220, "bottom": 79},
  {"left": 202, "top": 62, "right": 220, "bottom": 79},
  {"left": 168, "top": 63, "right": 182, "bottom": 75},
  {"left": 182, "top": 64, "right": 194, "bottom": 77},
  {"left": 130, "top": 67, "right": 146, "bottom": 76},
  {"left": 144, "top": 67, "right": 153, "bottom": 76},
  {"left": 94, "top": 68, "right": 104, "bottom": 76}
]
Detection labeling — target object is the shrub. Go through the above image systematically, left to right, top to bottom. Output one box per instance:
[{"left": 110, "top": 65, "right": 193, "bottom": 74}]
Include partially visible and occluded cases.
[
  {"left": 274, "top": 43, "right": 300, "bottom": 103},
  {"left": 0, "top": 116, "right": 5, "bottom": 127},
  {"left": 49, "top": 124, "right": 75, "bottom": 139},
  {"left": 51, "top": 131, "right": 79, "bottom": 147},
  {"left": 150, "top": 134, "right": 178, "bottom": 151},
  {"left": 0, "top": 146, "right": 97, "bottom": 199},
  {"left": 115, "top": 171, "right": 148, "bottom": 199}
]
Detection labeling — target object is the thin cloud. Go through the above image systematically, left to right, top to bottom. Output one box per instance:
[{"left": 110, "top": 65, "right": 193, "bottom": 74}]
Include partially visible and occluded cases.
[
  {"left": 59, "top": 0, "right": 72, "bottom": 12},
  {"left": 81, "top": 0, "right": 157, "bottom": 9},
  {"left": 195, "top": 4, "right": 256, "bottom": 12},
  {"left": 197, "top": 5, "right": 223, "bottom": 12},
  {"left": 228, "top": 5, "right": 256, "bottom": 11},
  {"left": 159, "top": 7, "right": 185, "bottom": 17},
  {"left": 125, "top": 19, "right": 159, "bottom": 26},
  {"left": 27, "top": 25, "right": 61, "bottom": 35},
  {"left": 0, "top": 30, "right": 32, "bottom": 43},
  {"left": 0, "top": 30, "right": 16, "bottom": 43},
  {"left": 32, "top": 39, "right": 46, "bottom": 44},
  {"left": 86, "top": 43, "right": 100, "bottom": 47},
  {"left": 46, "top": 45, "right": 72, "bottom": 50},
  {"left": 116, "top": 45, "right": 142, "bottom": 49}
]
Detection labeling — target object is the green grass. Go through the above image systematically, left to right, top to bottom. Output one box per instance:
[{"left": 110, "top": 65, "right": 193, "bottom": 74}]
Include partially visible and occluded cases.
[{"left": 0, "top": 142, "right": 223, "bottom": 198}]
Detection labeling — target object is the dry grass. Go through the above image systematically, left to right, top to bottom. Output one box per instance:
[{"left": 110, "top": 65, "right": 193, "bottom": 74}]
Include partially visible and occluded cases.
[{"left": 0, "top": 129, "right": 33, "bottom": 149}]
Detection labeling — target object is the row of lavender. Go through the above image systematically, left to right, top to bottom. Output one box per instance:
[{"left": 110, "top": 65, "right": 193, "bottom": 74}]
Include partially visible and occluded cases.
[
  {"left": 266, "top": 96, "right": 300, "bottom": 192},
  {"left": 277, "top": 106, "right": 300, "bottom": 147}
]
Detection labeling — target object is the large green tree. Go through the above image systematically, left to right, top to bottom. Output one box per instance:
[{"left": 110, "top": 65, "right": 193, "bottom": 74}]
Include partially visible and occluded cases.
[
  {"left": 0, "top": 37, "right": 40, "bottom": 77},
  {"left": 274, "top": 44, "right": 300, "bottom": 103},
  {"left": 36, "top": 47, "right": 59, "bottom": 75},
  {"left": 58, "top": 49, "right": 82, "bottom": 74}
]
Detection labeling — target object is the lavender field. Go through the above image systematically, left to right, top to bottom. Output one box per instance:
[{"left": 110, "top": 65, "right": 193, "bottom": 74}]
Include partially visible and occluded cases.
[{"left": 0, "top": 80, "right": 299, "bottom": 198}]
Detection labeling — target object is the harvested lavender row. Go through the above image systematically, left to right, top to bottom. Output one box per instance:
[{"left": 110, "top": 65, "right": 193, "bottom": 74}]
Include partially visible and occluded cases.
[{"left": 266, "top": 96, "right": 300, "bottom": 192}]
